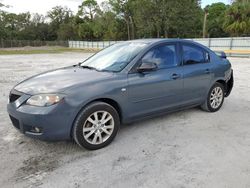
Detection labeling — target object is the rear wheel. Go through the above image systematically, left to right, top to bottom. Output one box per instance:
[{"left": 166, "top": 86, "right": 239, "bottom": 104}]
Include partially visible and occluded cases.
[
  {"left": 201, "top": 82, "right": 225, "bottom": 112},
  {"left": 73, "top": 102, "right": 120, "bottom": 150}
]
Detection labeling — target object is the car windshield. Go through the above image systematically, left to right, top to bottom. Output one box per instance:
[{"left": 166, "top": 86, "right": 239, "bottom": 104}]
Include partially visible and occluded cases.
[{"left": 80, "top": 42, "right": 147, "bottom": 72}]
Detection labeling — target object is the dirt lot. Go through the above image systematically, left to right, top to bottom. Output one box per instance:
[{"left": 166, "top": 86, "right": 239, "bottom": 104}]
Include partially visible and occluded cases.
[{"left": 0, "top": 53, "right": 250, "bottom": 188}]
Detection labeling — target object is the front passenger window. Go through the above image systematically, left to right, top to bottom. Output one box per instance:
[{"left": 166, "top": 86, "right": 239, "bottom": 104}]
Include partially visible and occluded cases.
[{"left": 141, "top": 44, "right": 178, "bottom": 69}]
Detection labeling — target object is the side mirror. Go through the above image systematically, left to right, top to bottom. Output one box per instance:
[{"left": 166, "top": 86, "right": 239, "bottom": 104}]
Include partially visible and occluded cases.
[{"left": 137, "top": 61, "right": 158, "bottom": 73}]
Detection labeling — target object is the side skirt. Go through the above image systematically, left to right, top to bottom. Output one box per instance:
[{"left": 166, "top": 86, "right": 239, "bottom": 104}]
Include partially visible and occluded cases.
[{"left": 123, "top": 103, "right": 200, "bottom": 125}]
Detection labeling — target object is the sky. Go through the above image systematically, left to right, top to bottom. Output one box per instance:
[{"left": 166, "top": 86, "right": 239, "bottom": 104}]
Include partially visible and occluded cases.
[{"left": 1, "top": 0, "right": 230, "bottom": 15}]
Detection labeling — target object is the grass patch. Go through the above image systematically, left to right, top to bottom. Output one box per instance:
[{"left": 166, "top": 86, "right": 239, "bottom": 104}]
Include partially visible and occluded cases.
[{"left": 0, "top": 47, "right": 100, "bottom": 55}]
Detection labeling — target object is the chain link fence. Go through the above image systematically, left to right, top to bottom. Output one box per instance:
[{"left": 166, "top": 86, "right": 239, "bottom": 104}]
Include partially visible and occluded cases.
[{"left": 0, "top": 39, "right": 68, "bottom": 48}]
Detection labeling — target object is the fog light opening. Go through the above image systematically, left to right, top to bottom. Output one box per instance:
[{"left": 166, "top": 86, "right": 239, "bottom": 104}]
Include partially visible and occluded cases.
[{"left": 30, "top": 126, "right": 42, "bottom": 133}]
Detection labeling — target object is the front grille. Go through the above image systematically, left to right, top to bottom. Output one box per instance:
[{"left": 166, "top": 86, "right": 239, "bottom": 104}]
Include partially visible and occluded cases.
[{"left": 9, "top": 115, "right": 20, "bottom": 129}]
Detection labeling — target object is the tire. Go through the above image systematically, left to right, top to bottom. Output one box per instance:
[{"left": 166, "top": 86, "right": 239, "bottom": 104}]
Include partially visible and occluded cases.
[
  {"left": 201, "top": 82, "right": 225, "bottom": 112},
  {"left": 73, "top": 102, "right": 120, "bottom": 150}
]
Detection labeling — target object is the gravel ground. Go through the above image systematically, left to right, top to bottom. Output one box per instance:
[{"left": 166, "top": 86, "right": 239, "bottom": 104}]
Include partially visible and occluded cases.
[{"left": 0, "top": 53, "right": 250, "bottom": 188}]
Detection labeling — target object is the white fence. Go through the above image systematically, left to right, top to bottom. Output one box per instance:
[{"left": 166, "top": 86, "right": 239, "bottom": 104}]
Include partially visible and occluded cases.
[
  {"left": 69, "top": 37, "right": 250, "bottom": 57},
  {"left": 191, "top": 37, "right": 250, "bottom": 51},
  {"left": 69, "top": 41, "right": 119, "bottom": 49}
]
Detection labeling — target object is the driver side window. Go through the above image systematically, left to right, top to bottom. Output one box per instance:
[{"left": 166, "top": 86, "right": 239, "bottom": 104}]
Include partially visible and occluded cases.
[{"left": 141, "top": 44, "right": 178, "bottom": 69}]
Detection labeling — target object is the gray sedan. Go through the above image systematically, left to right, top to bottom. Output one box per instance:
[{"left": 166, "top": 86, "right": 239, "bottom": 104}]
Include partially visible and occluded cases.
[{"left": 7, "top": 39, "right": 233, "bottom": 150}]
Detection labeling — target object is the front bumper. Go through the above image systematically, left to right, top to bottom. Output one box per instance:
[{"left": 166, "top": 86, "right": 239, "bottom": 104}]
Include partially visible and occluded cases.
[{"left": 7, "top": 91, "right": 74, "bottom": 141}]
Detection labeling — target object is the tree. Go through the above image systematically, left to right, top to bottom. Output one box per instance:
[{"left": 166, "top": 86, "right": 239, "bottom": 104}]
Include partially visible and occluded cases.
[
  {"left": 2, "top": 0, "right": 249, "bottom": 41},
  {"left": 76, "top": 0, "right": 101, "bottom": 40},
  {"left": 77, "top": 0, "right": 100, "bottom": 21},
  {"left": 109, "top": 0, "right": 134, "bottom": 40},
  {"left": 131, "top": 0, "right": 159, "bottom": 38},
  {"left": 132, "top": 0, "right": 202, "bottom": 38},
  {"left": 171, "top": 0, "right": 203, "bottom": 38},
  {"left": 233, "top": 0, "right": 250, "bottom": 2},
  {"left": 223, "top": 1, "right": 250, "bottom": 36},
  {"left": 205, "top": 3, "right": 228, "bottom": 37},
  {"left": 47, "top": 6, "right": 73, "bottom": 40},
  {"left": 47, "top": 6, "right": 72, "bottom": 24},
  {"left": 94, "top": 10, "right": 127, "bottom": 40},
  {"left": 0, "top": 11, "right": 7, "bottom": 39},
  {"left": 0, "top": 12, "right": 31, "bottom": 39},
  {"left": 18, "top": 14, "right": 50, "bottom": 40},
  {"left": 57, "top": 22, "right": 78, "bottom": 40},
  {"left": 78, "top": 22, "right": 94, "bottom": 39}
]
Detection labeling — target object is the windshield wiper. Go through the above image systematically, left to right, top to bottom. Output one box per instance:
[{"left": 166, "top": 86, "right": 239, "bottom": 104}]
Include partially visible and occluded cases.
[
  {"left": 73, "top": 62, "right": 83, "bottom": 67},
  {"left": 75, "top": 63, "right": 114, "bottom": 72},
  {"left": 80, "top": 65, "right": 100, "bottom": 71},
  {"left": 81, "top": 65, "right": 94, "bottom": 69}
]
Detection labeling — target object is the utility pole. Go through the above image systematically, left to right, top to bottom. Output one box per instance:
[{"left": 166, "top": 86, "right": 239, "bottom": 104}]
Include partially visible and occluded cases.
[{"left": 203, "top": 9, "right": 209, "bottom": 38}]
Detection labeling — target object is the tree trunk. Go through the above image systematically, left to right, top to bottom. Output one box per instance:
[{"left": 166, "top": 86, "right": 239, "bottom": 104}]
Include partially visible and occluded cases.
[
  {"left": 129, "top": 16, "right": 135, "bottom": 39},
  {"left": 126, "top": 19, "right": 130, "bottom": 40},
  {"left": 157, "top": 30, "right": 160, "bottom": 38},
  {"left": 164, "top": 30, "right": 168, "bottom": 38}
]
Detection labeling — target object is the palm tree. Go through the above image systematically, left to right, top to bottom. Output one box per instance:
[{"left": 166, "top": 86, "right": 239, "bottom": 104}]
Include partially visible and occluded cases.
[{"left": 223, "top": 2, "right": 250, "bottom": 36}]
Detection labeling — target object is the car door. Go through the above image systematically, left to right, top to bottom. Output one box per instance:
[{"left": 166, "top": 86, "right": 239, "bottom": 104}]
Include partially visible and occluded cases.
[
  {"left": 127, "top": 43, "right": 184, "bottom": 119},
  {"left": 181, "top": 43, "right": 213, "bottom": 104}
]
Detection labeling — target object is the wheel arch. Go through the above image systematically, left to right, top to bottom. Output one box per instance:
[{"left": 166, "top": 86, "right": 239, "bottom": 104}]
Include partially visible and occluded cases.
[
  {"left": 214, "top": 78, "right": 233, "bottom": 97},
  {"left": 215, "top": 79, "right": 226, "bottom": 89},
  {"left": 91, "top": 98, "right": 123, "bottom": 121}
]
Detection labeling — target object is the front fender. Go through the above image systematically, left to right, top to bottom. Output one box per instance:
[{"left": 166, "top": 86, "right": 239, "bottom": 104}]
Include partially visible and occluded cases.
[{"left": 64, "top": 74, "right": 128, "bottom": 127}]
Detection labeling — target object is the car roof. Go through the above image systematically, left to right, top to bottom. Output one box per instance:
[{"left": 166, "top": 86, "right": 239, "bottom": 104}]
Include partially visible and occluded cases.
[
  {"left": 126, "top": 38, "right": 212, "bottom": 52},
  {"left": 127, "top": 38, "right": 204, "bottom": 45},
  {"left": 127, "top": 38, "right": 183, "bottom": 43}
]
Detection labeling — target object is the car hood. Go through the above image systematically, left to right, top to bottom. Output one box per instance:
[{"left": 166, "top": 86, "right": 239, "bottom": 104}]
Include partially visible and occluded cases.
[{"left": 14, "top": 66, "right": 113, "bottom": 95}]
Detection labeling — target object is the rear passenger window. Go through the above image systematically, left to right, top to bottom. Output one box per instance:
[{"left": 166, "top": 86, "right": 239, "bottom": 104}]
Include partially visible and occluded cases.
[
  {"left": 142, "top": 44, "right": 178, "bottom": 69},
  {"left": 182, "top": 45, "right": 206, "bottom": 65}
]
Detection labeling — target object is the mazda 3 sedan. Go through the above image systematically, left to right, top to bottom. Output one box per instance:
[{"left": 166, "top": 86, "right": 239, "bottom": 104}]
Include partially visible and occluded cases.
[{"left": 7, "top": 39, "right": 233, "bottom": 150}]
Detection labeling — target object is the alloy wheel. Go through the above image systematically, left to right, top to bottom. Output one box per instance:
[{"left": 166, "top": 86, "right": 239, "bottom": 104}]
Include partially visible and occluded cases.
[
  {"left": 210, "top": 87, "right": 223, "bottom": 109},
  {"left": 82, "top": 111, "right": 114, "bottom": 145}
]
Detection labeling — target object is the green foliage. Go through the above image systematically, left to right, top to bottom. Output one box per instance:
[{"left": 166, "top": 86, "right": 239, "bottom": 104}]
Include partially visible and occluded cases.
[
  {"left": 0, "top": 0, "right": 249, "bottom": 41},
  {"left": 78, "top": 0, "right": 100, "bottom": 20},
  {"left": 223, "top": 1, "right": 250, "bottom": 36},
  {"left": 206, "top": 3, "right": 229, "bottom": 37},
  {"left": 47, "top": 6, "right": 74, "bottom": 40},
  {"left": 57, "top": 22, "right": 78, "bottom": 40},
  {"left": 78, "top": 22, "right": 94, "bottom": 39}
]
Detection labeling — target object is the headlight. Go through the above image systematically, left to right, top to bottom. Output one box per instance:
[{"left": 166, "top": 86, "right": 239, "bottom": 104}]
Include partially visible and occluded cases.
[{"left": 26, "top": 94, "right": 65, "bottom": 107}]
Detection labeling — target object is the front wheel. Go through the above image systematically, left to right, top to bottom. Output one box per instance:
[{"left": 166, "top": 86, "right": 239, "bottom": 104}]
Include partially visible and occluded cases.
[
  {"left": 201, "top": 82, "right": 225, "bottom": 112},
  {"left": 73, "top": 102, "right": 120, "bottom": 150}
]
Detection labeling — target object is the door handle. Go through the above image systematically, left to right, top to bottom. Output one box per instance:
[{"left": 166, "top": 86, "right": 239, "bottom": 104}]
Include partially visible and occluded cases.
[
  {"left": 205, "top": 69, "right": 211, "bottom": 74},
  {"left": 171, "top": 73, "right": 180, "bottom": 80}
]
